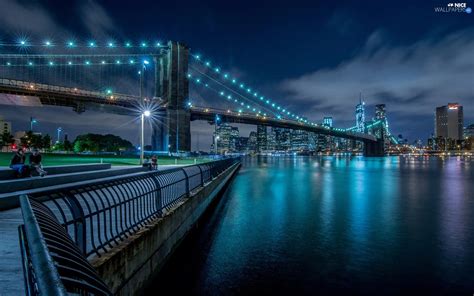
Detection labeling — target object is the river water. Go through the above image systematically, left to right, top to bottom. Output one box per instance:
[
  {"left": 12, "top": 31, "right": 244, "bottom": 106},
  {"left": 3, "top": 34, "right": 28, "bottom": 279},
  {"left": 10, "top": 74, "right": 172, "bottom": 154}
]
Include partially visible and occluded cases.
[{"left": 148, "top": 156, "right": 474, "bottom": 295}]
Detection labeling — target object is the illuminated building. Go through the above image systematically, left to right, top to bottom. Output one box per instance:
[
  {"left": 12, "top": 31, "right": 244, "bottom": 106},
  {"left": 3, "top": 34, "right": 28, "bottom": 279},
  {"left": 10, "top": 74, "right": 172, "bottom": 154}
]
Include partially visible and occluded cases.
[
  {"left": 355, "top": 95, "right": 365, "bottom": 133},
  {"left": 435, "top": 103, "right": 463, "bottom": 140},
  {"left": 0, "top": 116, "right": 12, "bottom": 135},
  {"left": 323, "top": 117, "right": 333, "bottom": 127},
  {"left": 213, "top": 123, "right": 239, "bottom": 153},
  {"left": 464, "top": 124, "right": 474, "bottom": 139},
  {"left": 257, "top": 125, "right": 267, "bottom": 152},
  {"left": 272, "top": 127, "right": 291, "bottom": 151},
  {"left": 290, "top": 130, "right": 309, "bottom": 150},
  {"left": 248, "top": 131, "right": 257, "bottom": 152},
  {"left": 236, "top": 137, "right": 249, "bottom": 152}
]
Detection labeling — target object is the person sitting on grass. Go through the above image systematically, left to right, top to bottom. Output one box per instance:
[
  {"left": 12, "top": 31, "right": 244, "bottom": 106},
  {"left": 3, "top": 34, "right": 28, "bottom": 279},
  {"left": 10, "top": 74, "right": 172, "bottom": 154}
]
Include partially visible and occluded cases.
[
  {"left": 10, "top": 148, "right": 29, "bottom": 178},
  {"left": 30, "top": 148, "right": 47, "bottom": 177},
  {"left": 151, "top": 155, "right": 158, "bottom": 170}
]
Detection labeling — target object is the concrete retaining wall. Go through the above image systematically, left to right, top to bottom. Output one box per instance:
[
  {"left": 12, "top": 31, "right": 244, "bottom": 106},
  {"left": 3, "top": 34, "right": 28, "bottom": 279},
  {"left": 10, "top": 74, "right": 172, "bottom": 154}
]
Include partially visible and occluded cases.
[{"left": 90, "top": 162, "right": 241, "bottom": 295}]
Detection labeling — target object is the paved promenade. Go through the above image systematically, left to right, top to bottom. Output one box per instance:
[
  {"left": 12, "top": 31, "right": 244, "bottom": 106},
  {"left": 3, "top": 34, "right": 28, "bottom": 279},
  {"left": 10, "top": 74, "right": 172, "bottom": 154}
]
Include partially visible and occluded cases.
[{"left": 0, "top": 165, "right": 183, "bottom": 295}]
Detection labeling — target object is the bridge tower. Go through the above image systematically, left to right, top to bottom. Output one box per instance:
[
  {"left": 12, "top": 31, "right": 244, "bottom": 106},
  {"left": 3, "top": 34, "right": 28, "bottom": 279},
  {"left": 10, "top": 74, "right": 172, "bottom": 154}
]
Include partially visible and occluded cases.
[
  {"left": 152, "top": 41, "right": 191, "bottom": 152},
  {"left": 364, "top": 121, "right": 386, "bottom": 157}
]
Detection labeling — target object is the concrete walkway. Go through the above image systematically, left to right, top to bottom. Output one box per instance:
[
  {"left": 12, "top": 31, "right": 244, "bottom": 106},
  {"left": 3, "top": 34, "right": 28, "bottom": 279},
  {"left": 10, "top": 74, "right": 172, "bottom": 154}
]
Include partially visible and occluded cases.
[{"left": 0, "top": 164, "right": 185, "bottom": 295}]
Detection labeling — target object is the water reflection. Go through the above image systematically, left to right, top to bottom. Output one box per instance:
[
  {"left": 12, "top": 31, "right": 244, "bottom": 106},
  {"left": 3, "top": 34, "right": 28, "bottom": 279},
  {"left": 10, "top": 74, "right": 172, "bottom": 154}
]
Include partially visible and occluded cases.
[{"left": 148, "top": 156, "right": 474, "bottom": 295}]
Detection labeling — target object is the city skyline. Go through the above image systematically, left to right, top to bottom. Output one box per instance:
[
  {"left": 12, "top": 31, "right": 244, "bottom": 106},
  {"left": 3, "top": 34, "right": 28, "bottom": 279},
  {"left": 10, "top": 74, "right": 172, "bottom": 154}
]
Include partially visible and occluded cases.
[{"left": 0, "top": 0, "right": 473, "bottom": 147}]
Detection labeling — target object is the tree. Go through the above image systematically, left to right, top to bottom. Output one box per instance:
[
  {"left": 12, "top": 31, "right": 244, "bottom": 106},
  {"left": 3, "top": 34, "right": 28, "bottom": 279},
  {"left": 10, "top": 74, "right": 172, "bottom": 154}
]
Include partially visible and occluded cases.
[
  {"left": 20, "top": 131, "right": 43, "bottom": 149},
  {"left": 1, "top": 132, "right": 15, "bottom": 148},
  {"left": 73, "top": 133, "right": 133, "bottom": 153},
  {"left": 42, "top": 135, "right": 52, "bottom": 151},
  {"left": 63, "top": 138, "right": 73, "bottom": 152},
  {"left": 52, "top": 142, "right": 64, "bottom": 151}
]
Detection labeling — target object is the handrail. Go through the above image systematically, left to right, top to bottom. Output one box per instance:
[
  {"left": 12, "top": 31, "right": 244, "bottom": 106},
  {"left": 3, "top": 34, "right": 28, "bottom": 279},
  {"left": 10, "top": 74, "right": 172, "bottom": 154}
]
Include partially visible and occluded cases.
[
  {"left": 18, "top": 157, "right": 240, "bottom": 295},
  {"left": 24, "top": 157, "right": 240, "bottom": 258},
  {"left": 19, "top": 195, "right": 68, "bottom": 296}
]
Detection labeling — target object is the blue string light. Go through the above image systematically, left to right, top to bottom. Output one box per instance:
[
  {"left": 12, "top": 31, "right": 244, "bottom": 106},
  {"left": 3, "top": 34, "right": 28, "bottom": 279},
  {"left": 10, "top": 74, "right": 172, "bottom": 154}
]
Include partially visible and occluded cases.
[
  {"left": 190, "top": 52, "right": 316, "bottom": 126},
  {"left": 188, "top": 71, "right": 279, "bottom": 120}
]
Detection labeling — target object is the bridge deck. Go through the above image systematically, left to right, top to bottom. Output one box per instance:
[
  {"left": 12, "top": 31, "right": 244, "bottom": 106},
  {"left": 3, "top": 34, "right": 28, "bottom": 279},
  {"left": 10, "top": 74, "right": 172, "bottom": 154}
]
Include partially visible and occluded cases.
[
  {"left": 0, "top": 80, "right": 377, "bottom": 142},
  {"left": 190, "top": 107, "right": 377, "bottom": 142}
]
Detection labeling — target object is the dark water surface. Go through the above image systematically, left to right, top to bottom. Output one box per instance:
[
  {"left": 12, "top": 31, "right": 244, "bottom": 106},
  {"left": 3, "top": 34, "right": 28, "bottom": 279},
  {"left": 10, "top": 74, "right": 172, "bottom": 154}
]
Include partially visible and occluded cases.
[{"left": 147, "top": 156, "right": 474, "bottom": 295}]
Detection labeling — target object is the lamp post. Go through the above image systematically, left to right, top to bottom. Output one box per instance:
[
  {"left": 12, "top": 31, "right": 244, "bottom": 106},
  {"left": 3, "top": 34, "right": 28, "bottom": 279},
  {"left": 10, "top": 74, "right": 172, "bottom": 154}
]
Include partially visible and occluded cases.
[
  {"left": 140, "top": 110, "right": 151, "bottom": 165},
  {"left": 30, "top": 117, "right": 37, "bottom": 132},
  {"left": 56, "top": 127, "right": 62, "bottom": 143},
  {"left": 214, "top": 135, "right": 220, "bottom": 155}
]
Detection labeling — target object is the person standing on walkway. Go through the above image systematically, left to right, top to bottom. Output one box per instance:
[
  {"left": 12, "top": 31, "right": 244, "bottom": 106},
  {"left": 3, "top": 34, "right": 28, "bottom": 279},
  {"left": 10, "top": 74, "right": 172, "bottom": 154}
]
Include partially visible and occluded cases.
[{"left": 29, "top": 148, "right": 47, "bottom": 177}]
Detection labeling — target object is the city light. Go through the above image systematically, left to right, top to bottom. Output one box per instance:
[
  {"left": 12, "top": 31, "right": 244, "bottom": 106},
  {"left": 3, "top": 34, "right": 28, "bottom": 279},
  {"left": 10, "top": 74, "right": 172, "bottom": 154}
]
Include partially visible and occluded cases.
[{"left": 143, "top": 110, "right": 151, "bottom": 117}]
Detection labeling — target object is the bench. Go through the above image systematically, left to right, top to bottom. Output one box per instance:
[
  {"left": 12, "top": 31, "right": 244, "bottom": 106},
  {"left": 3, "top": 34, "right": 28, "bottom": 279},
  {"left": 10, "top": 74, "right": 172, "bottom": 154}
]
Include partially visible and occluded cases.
[{"left": 0, "top": 163, "right": 112, "bottom": 180}]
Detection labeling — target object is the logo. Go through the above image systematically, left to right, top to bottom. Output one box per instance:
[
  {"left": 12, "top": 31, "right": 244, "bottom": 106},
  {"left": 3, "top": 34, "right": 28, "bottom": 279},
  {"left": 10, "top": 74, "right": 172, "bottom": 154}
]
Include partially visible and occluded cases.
[{"left": 434, "top": 2, "right": 472, "bottom": 13}]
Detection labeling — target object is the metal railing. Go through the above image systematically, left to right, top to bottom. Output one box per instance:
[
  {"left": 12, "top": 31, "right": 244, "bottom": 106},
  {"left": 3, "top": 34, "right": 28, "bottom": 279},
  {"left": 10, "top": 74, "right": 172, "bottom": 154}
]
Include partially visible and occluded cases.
[
  {"left": 18, "top": 157, "right": 240, "bottom": 295},
  {"left": 18, "top": 196, "right": 112, "bottom": 296}
]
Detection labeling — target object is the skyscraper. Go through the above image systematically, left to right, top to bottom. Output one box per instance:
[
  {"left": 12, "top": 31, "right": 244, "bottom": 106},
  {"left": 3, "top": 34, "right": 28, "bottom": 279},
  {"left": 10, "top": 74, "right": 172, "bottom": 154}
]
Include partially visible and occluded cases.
[
  {"left": 355, "top": 94, "right": 365, "bottom": 132},
  {"left": 435, "top": 103, "right": 464, "bottom": 140},
  {"left": 375, "top": 104, "right": 386, "bottom": 120},
  {"left": 0, "top": 116, "right": 12, "bottom": 135},
  {"left": 323, "top": 117, "right": 333, "bottom": 127},
  {"left": 214, "top": 123, "right": 239, "bottom": 153},
  {"left": 257, "top": 125, "right": 267, "bottom": 152},
  {"left": 267, "top": 128, "right": 276, "bottom": 151},
  {"left": 273, "top": 128, "right": 291, "bottom": 151},
  {"left": 290, "top": 130, "right": 309, "bottom": 150},
  {"left": 248, "top": 131, "right": 258, "bottom": 152}
]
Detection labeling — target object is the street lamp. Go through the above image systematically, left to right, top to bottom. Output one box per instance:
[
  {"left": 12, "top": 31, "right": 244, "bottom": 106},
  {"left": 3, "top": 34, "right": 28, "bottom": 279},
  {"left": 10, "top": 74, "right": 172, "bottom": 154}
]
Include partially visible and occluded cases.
[
  {"left": 140, "top": 110, "right": 151, "bottom": 164},
  {"left": 30, "top": 117, "right": 37, "bottom": 131},
  {"left": 56, "top": 127, "right": 63, "bottom": 143},
  {"left": 214, "top": 135, "right": 220, "bottom": 155}
]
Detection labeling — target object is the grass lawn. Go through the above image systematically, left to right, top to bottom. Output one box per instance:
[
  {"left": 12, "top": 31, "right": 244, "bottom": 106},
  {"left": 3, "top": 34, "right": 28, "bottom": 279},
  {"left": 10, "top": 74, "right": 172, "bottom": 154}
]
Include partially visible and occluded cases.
[{"left": 0, "top": 152, "right": 210, "bottom": 167}]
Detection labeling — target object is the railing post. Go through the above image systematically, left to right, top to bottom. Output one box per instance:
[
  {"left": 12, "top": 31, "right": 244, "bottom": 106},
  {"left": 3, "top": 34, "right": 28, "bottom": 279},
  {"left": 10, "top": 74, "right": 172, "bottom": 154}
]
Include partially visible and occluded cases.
[
  {"left": 198, "top": 165, "right": 204, "bottom": 187},
  {"left": 182, "top": 168, "right": 190, "bottom": 197},
  {"left": 151, "top": 174, "right": 163, "bottom": 217},
  {"left": 65, "top": 192, "right": 87, "bottom": 254}
]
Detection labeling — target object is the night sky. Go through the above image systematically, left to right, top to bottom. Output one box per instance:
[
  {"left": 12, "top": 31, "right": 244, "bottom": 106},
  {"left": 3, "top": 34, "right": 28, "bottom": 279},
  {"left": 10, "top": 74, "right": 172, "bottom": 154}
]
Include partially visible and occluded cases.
[{"left": 0, "top": 0, "right": 473, "bottom": 150}]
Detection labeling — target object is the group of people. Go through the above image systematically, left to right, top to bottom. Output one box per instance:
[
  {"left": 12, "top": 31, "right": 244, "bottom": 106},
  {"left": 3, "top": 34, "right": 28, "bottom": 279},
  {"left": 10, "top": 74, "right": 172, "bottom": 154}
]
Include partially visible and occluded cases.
[
  {"left": 10, "top": 148, "right": 47, "bottom": 178},
  {"left": 143, "top": 155, "right": 159, "bottom": 171}
]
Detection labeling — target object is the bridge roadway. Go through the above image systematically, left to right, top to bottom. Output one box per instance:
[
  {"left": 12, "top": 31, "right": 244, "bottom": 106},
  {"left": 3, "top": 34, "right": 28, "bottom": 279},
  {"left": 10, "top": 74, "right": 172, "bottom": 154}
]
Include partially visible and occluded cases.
[
  {"left": 0, "top": 78, "right": 141, "bottom": 114},
  {"left": 0, "top": 79, "right": 377, "bottom": 142},
  {"left": 190, "top": 107, "right": 377, "bottom": 142}
]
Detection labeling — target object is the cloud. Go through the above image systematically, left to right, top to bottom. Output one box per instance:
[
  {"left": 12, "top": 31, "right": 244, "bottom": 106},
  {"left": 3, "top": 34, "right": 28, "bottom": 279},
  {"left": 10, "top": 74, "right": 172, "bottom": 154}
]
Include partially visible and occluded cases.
[
  {"left": 0, "top": 0, "right": 67, "bottom": 37},
  {"left": 0, "top": 0, "right": 117, "bottom": 42},
  {"left": 79, "top": 0, "right": 117, "bottom": 39},
  {"left": 280, "top": 28, "right": 474, "bottom": 136}
]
